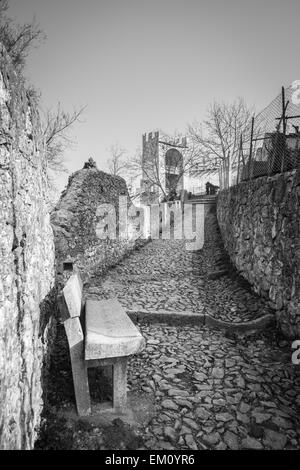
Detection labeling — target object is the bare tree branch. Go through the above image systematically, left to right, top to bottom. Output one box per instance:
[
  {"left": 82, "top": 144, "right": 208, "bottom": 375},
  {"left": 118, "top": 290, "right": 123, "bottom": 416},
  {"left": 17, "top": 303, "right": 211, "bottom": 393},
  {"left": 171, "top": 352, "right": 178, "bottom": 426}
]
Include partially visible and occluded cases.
[
  {"left": 0, "top": 2, "right": 46, "bottom": 70},
  {"left": 188, "top": 98, "right": 254, "bottom": 187},
  {"left": 42, "top": 104, "right": 86, "bottom": 174},
  {"left": 106, "top": 142, "right": 128, "bottom": 177}
]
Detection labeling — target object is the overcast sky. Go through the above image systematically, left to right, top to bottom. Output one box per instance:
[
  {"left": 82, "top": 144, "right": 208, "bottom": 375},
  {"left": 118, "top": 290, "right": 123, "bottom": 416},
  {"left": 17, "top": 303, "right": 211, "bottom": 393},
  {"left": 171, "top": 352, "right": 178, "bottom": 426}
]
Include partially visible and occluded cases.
[{"left": 8, "top": 0, "right": 300, "bottom": 192}]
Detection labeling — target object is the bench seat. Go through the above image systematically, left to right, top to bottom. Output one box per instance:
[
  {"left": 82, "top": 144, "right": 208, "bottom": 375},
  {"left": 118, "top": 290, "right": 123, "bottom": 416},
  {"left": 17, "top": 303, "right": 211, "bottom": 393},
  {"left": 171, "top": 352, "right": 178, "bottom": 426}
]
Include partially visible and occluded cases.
[
  {"left": 58, "top": 272, "right": 145, "bottom": 416},
  {"left": 85, "top": 298, "right": 145, "bottom": 360}
]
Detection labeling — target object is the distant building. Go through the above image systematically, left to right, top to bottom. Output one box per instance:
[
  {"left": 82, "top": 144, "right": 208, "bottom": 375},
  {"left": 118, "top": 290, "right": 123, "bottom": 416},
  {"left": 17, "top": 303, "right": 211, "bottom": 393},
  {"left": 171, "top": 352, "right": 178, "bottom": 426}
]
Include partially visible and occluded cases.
[{"left": 140, "top": 131, "right": 220, "bottom": 204}]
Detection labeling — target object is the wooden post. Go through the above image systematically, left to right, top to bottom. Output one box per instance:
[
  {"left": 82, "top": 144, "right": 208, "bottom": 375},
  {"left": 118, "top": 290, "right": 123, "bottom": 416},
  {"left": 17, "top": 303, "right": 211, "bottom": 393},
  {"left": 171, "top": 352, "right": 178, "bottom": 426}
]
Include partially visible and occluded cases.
[
  {"left": 281, "top": 86, "right": 286, "bottom": 172},
  {"left": 282, "top": 86, "right": 286, "bottom": 135},
  {"left": 249, "top": 117, "right": 255, "bottom": 180},
  {"left": 237, "top": 134, "right": 242, "bottom": 185},
  {"left": 228, "top": 151, "right": 231, "bottom": 187},
  {"left": 226, "top": 158, "right": 229, "bottom": 188},
  {"left": 221, "top": 162, "right": 225, "bottom": 189}
]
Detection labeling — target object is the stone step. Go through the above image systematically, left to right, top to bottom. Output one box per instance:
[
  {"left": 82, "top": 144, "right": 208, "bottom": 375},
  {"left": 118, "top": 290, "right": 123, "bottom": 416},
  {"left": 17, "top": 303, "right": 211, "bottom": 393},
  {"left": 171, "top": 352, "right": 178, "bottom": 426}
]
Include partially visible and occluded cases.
[{"left": 187, "top": 198, "right": 217, "bottom": 204}]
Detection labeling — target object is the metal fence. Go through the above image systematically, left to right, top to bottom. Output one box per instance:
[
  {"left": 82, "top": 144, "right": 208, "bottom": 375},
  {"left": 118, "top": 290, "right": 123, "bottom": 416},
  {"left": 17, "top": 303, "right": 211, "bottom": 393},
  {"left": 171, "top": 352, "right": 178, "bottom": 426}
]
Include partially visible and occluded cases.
[{"left": 236, "top": 84, "right": 300, "bottom": 185}]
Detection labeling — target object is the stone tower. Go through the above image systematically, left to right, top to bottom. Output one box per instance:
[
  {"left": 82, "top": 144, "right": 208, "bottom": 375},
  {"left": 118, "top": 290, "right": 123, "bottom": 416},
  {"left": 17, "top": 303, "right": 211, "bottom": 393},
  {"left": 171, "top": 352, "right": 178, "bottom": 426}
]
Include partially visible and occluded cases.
[{"left": 141, "top": 131, "right": 188, "bottom": 203}]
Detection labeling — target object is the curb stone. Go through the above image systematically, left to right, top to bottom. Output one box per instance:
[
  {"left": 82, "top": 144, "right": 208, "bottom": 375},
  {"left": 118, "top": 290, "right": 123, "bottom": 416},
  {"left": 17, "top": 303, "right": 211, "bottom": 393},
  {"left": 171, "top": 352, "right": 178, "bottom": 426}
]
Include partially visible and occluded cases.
[{"left": 127, "top": 309, "right": 276, "bottom": 332}]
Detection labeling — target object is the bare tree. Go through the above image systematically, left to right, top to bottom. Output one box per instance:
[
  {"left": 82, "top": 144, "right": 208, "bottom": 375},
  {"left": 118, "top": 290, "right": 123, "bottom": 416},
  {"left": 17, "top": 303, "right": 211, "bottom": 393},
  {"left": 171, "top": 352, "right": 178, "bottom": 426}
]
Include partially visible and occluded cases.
[
  {"left": 0, "top": 0, "right": 45, "bottom": 70},
  {"left": 0, "top": 1, "right": 85, "bottom": 209},
  {"left": 0, "top": 2, "right": 84, "bottom": 176},
  {"left": 188, "top": 98, "right": 253, "bottom": 188},
  {"left": 42, "top": 104, "right": 85, "bottom": 174},
  {"left": 125, "top": 134, "right": 202, "bottom": 201},
  {"left": 107, "top": 142, "right": 128, "bottom": 177},
  {"left": 106, "top": 144, "right": 144, "bottom": 200},
  {"left": 124, "top": 145, "right": 169, "bottom": 200},
  {"left": 122, "top": 147, "right": 144, "bottom": 199}
]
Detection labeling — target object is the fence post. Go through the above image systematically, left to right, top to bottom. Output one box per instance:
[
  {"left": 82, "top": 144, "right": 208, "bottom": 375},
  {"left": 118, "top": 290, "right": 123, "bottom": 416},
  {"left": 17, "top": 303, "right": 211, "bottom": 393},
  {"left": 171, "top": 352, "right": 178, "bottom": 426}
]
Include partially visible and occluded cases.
[
  {"left": 281, "top": 86, "right": 286, "bottom": 173},
  {"left": 249, "top": 117, "right": 255, "bottom": 181},
  {"left": 237, "top": 134, "right": 242, "bottom": 185},
  {"left": 221, "top": 163, "right": 224, "bottom": 190}
]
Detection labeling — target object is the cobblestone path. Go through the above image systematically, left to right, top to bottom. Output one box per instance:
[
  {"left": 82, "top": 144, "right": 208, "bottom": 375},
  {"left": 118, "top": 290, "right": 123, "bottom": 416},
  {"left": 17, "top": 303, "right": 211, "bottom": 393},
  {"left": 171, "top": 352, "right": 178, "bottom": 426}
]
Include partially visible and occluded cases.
[
  {"left": 39, "top": 210, "right": 300, "bottom": 450},
  {"left": 87, "top": 212, "right": 274, "bottom": 323},
  {"left": 43, "top": 322, "right": 300, "bottom": 450},
  {"left": 127, "top": 324, "right": 300, "bottom": 450}
]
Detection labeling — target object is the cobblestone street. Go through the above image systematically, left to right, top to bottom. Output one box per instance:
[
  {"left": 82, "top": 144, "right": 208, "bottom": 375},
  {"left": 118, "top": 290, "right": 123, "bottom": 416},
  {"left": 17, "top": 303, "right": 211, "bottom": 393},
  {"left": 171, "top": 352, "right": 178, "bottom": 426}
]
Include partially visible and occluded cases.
[
  {"left": 39, "top": 210, "right": 300, "bottom": 450},
  {"left": 86, "top": 212, "right": 274, "bottom": 323},
  {"left": 127, "top": 323, "right": 300, "bottom": 450}
]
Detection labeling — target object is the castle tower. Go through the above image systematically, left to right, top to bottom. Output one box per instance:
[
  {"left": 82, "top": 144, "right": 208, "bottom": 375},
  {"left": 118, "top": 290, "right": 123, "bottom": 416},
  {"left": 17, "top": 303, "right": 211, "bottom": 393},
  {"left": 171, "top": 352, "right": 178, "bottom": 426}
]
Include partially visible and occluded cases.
[{"left": 141, "top": 131, "right": 187, "bottom": 203}]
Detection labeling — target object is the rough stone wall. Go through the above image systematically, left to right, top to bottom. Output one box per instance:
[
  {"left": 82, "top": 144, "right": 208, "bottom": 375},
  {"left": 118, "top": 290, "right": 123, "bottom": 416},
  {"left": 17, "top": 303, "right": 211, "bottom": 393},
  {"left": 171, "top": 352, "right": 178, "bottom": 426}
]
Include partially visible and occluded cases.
[
  {"left": 0, "top": 45, "right": 56, "bottom": 449},
  {"left": 51, "top": 163, "right": 146, "bottom": 283},
  {"left": 217, "top": 170, "right": 300, "bottom": 338}
]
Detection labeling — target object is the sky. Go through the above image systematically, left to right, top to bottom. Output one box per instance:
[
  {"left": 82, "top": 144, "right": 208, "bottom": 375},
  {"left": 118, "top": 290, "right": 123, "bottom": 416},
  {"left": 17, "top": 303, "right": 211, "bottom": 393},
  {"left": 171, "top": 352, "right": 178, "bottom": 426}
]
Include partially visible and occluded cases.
[{"left": 7, "top": 0, "right": 300, "bottom": 193}]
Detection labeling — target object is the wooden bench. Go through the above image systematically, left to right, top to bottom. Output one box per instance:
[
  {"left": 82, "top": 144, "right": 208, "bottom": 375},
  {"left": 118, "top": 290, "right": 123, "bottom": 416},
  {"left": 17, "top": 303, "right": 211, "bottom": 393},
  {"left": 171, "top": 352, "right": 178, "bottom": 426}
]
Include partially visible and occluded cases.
[{"left": 57, "top": 272, "right": 145, "bottom": 416}]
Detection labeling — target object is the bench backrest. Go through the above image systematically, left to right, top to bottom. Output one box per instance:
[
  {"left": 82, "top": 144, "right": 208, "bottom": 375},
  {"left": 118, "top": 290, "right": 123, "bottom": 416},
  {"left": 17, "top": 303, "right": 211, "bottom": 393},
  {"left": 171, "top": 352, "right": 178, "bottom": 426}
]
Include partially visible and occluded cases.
[
  {"left": 58, "top": 272, "right": 83, "bottom": 322},
  {"left": 58, "top": 272, "right": 85, "bottom": 352}
]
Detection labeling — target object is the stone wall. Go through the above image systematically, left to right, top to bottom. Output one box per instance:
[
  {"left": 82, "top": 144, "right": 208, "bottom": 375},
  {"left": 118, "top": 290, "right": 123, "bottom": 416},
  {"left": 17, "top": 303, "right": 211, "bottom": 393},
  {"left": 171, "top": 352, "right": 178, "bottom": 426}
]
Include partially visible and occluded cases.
[
  {"left": 0, "top": 44, "right": 56, "bottom": 449},
  {"left": 51, "top": 160, "right": 148, "bottom": 283},
  {"left": 217, "top": 170, "right": 300, "bottom": 338}
]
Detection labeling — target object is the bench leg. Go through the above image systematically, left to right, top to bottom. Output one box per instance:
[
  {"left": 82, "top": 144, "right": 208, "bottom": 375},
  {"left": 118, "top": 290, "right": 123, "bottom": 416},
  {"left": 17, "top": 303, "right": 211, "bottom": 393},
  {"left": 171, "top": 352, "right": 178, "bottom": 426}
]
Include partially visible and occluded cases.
[
  {"left": 70, "top": 344, "right": 91, "bottom": 416},
  {"left": 113, "top": 358, "right": 128, "bottom": 412}
]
